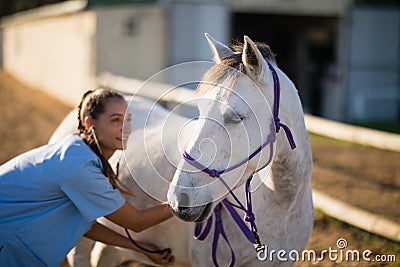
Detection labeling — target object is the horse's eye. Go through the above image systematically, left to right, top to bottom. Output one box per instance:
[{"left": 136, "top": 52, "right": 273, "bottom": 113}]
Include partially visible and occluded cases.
[{"left": 223, "top": 112, "right": 244, "bottom": 124}]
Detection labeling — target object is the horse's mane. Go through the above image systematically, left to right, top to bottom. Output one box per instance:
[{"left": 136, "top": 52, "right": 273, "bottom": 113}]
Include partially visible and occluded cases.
[{"left": 198, "top": 41, "right": 276, "bottom": 94}]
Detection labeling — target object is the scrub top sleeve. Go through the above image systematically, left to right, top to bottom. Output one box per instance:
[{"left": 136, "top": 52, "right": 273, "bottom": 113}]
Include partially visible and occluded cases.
[{"left": 60, "top": 159, "right": 126, "bottom": 222}]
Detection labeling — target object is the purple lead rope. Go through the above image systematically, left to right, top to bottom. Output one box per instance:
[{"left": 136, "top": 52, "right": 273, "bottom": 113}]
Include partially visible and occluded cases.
[
  {"left": 185, "top": 62, "right": 296, "bottom": 267},
  {"left": 187, "top": 136, "right": 275, "bottom": 266}
]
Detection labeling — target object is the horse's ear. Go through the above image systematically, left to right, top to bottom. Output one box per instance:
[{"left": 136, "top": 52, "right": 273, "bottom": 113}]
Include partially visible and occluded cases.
[
  {"left": 205, "top": 33, "right": 234, "bottom": 63},
  {"left": 242, "top": 36, "right": 267, "bottom": 81}
]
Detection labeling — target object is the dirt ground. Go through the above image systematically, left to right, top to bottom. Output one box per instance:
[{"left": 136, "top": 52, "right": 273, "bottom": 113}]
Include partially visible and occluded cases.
[{"left": 0, "top": 69, "right": 399, "bottom": 266}]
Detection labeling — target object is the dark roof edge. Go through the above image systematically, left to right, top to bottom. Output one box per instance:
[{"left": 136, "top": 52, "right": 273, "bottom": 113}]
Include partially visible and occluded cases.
[{"left": 1, "top": 0, "right": 88, "bottom": 28}]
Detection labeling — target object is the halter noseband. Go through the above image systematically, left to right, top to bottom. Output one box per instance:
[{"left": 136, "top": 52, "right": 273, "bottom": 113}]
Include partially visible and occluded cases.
[{"left": 182, "top": 62, "right": 296, "bottom": 267}]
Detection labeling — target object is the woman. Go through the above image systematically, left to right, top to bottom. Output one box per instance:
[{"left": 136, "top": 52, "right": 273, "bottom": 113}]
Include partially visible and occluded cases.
[{"left": 0, "top": 88, "right": 174, "bottom": 266}]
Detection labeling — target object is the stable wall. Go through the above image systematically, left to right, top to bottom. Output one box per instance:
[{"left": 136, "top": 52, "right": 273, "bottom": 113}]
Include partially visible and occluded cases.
[
  {"left": 2, "top": 2, "right": 168, "bottom": 107},
  {"left": 94, "top": 5, "right": 168, "bottom": 82},
  {"left": 347, "top": 7, "right": 400, "bottom": 122},
  {"left": 3, "top": 11, "right": 96, "bottom": 107}
]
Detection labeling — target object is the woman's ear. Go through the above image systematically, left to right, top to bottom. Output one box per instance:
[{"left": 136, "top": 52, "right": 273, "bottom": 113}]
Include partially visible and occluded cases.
[{"left": 84, "top": 116, "right": 94, "bottom": 132}]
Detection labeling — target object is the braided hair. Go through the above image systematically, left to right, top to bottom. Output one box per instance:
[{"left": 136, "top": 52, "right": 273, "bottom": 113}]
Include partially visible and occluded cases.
[{"left": 77, "top": 88, "right": 133, "bottom": 195}]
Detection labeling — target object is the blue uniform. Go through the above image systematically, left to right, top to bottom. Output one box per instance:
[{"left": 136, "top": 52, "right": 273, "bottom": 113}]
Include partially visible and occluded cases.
[{"left": 0, "top": 134, "right": 126, "bottom": 266}]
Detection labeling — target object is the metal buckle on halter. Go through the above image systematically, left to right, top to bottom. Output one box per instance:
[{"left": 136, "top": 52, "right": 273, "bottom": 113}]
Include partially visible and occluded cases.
[{"left": 253, "top": 232, "right": 264, "bottom": 252}]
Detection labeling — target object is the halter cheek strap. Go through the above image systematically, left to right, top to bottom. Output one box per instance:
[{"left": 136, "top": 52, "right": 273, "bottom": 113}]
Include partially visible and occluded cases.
[{"left": 268, "top": 62, "right": 296, "bottom": 149}]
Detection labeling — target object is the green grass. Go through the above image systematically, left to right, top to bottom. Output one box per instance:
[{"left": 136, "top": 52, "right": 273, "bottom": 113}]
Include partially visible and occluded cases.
[{"left": 308, "top": 132, "right": 357, "bottom": 147}]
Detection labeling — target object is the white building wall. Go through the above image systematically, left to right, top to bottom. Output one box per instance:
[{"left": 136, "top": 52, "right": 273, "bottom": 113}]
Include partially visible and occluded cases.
[
  {"left": 169, "top": 1, "right": 230, "bottom": 85},
  {"left": 94, "top": 4, "right": 168, "bottom": 82},
  {"left": 347, "top": 8, "right": 400, "bottom": 122},
  {"left": 3, "top": 11, "right": 96, "bottom": 106}
]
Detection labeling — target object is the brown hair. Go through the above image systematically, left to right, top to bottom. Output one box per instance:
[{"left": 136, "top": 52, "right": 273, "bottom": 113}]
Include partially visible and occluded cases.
[
  {"left": 198, "top": 41, "right": 276, "bottom": 94},
  {"left": 77, "top": 88, "right": 133, "bottom": 195}
]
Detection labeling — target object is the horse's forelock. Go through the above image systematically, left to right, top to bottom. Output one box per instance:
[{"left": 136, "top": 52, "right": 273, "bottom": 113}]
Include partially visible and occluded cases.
[{"left": 197, "top": 41, "right": 276, "bottom": 94}]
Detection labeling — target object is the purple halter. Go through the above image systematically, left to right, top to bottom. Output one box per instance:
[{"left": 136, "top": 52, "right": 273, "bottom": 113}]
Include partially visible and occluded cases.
[{"left": 182, "top": 62, "right": 296, "bottom": 267}]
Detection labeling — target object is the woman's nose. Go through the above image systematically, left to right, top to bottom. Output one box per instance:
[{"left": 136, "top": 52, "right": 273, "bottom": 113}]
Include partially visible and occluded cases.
[{"left": 123, "top": 120, "right": 132, "bottom": 136}]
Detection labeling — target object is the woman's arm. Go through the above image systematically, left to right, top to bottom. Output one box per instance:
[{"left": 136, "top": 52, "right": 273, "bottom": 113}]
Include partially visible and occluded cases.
[
  {"left": 105, "top": 201, "right": 173, "bottom": 233},
  {"left": 84, "top": 222, "right": 174, "bottom": 266}
]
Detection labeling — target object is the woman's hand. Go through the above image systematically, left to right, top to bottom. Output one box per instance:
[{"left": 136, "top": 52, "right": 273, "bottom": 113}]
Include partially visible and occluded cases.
[
  {"left": 84, "top": 223, "right": 174, "bottom": 266},
  {"left": 140, "top": 243, "right": 175, "bottom": 266}
]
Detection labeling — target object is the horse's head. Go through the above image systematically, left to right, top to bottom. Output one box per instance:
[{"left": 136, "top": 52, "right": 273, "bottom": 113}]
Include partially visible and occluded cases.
[{"left": 167, "top": 34, "right": 280, "bottom": 222}]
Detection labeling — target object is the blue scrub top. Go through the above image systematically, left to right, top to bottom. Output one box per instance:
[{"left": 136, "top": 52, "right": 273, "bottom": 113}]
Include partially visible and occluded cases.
[{"left": 0, "top": 134, "right": 126, "bottom": 266}]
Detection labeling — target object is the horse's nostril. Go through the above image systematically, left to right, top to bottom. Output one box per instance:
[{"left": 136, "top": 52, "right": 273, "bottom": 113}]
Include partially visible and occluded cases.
[{"left": 178, "top": 192, "right": 191, "bottom": 207}]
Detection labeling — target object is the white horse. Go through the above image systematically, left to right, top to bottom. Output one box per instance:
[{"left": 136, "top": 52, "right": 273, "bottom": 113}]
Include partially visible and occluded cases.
[
  {"left": 51, "top": 34, "right": 313, "bottom": 267},
  {"left": 167, "top": 34, "right": 313, "bottom": 266}
]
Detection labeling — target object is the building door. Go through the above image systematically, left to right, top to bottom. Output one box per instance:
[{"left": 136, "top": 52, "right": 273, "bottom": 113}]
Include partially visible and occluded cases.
[{"left": 232, "top": 13, "right": 337, "bottom": 116}]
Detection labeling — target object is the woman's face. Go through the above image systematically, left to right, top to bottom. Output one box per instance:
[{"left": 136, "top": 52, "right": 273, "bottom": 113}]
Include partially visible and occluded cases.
[{"left": 91, "top": 97, "right": 131, "bottom": 158}]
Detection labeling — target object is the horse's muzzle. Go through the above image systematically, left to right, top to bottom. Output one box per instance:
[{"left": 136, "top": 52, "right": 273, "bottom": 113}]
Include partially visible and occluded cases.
[{"left": 172, "top": 203, "right": 213, "bottom": 222}]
